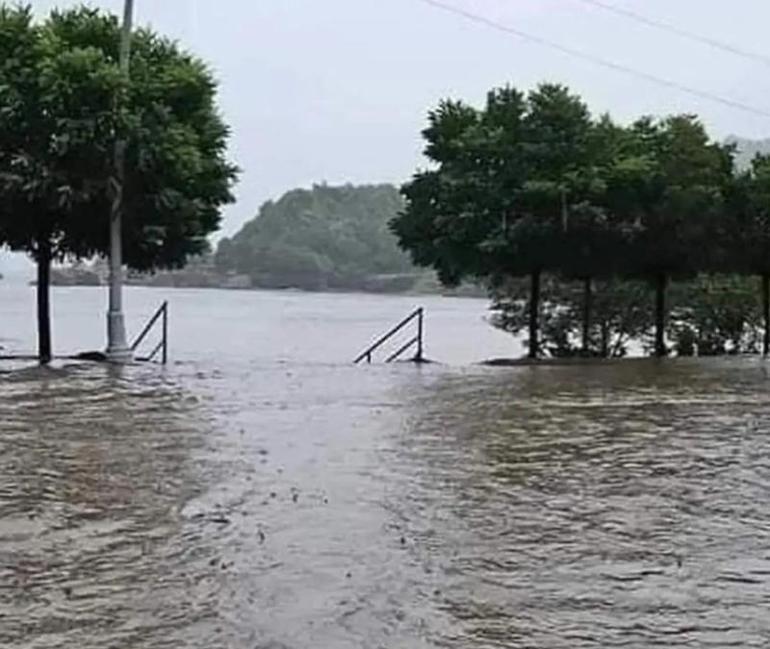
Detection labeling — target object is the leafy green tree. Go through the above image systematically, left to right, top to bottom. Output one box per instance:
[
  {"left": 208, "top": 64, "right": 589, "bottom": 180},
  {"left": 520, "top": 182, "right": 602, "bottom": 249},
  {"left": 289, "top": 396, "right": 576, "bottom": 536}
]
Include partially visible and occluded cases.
[
  {"left": 0, "top": 6, "right": 236, "bottom": 362},
  {"left": 0, "top": 6, "right": 118, "bottom": 361},
  {"left": 395, "top": 83, "right": 598, "bottom": 358},
  {"left": 396, "top": 83, "right": 748, "bottom": 360},
  {"left": 488, "top": 85, "right": 601, "bottom": 358},
  {"left": 550, "top": 115, "right": 637, "bottom": 353},
  {"left": 602, "top": 116, "right": 734, "bottom": 356},
  {"left": 723, "top": 156, "right": 770, "bottom": 354}
]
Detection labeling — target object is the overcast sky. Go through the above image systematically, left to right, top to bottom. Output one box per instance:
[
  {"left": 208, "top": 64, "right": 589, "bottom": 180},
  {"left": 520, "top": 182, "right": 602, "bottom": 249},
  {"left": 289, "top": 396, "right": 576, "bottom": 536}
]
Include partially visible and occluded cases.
[{"left": 5, "top": 0, "right": 770, "bottom": 273}]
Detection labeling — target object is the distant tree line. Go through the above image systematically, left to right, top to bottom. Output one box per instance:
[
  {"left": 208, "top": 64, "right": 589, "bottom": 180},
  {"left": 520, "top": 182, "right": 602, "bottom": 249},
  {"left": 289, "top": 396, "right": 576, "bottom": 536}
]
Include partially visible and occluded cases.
[
  {"left": 391, "top": 83, "right": 770, "bottom": 358},
  {"left": 215, "top": 184, "right": 417, "bottom": 292}
]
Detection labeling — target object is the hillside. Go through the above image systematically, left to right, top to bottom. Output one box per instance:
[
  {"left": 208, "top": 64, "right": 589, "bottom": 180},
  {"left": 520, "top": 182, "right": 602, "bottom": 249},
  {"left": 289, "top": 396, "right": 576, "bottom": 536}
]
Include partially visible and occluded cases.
[{"left": 215, "top": 184, "right": 421, "bottom": 291}]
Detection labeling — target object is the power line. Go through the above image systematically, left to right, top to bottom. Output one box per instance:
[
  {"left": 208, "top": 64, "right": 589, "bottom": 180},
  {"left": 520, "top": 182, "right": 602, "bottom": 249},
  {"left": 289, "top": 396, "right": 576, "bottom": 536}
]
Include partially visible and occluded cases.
[
  {"left": 416, "top": 0, "right": 770, "bottom": 119},
  {"left": 574, "top": 0, "right": 770, "bottom": 69}
]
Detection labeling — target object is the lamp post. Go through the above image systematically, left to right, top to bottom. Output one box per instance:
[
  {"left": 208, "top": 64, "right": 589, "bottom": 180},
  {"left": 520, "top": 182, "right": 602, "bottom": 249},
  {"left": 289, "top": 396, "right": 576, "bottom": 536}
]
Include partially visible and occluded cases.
[{"left": 106, "top": 0, "right": 134, "bottom": 362}]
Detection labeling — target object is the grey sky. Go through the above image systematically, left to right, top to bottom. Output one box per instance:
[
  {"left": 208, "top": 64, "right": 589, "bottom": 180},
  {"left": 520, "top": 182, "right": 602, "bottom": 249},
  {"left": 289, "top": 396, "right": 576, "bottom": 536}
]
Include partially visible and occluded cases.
[{"left": 16, "top": 0, "right": 770, "bottom": 240}]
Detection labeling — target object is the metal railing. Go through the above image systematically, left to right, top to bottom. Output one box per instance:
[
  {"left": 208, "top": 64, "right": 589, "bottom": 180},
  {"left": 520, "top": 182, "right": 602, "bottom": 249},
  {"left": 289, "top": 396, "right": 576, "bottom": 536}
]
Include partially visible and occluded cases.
[
  {"left": 131, "top": 301, "right": 168, "bottom": 364},
  {"left": 354, "top": 307, "right": 424, "bottom": 364}
]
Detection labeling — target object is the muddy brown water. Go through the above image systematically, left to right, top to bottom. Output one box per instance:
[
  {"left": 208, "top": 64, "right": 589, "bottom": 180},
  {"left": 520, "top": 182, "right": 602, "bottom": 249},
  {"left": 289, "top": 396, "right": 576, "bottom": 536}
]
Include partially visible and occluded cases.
[{"left": 2, "top": 286, "right": 770, "bottom": 647}]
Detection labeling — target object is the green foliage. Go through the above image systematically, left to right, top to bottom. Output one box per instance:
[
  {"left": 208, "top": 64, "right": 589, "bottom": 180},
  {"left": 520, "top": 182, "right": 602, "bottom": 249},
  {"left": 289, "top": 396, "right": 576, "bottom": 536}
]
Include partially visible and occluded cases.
[
  {"left": 0, "top": 4, "right": 237, "bottom": 267},
  {"left": 0, "top": 4, "right": 237, "bottom": 360},
  {"left": 0, "top": 5, "right": 120, "bottom": 261},
  {"left": 393, "top": 80, "right": 770, "bottom": 358},
  {"left": 394, "top": 83, "right": 604, "bottom": 286},
  {"left": 394, "top": 83, "right": 618, "bottom": 357},
  {"left": 613, "top": 115, "right": 734, "bottom": 281},
  {"left": 725, "top": 156, "right": 770, "bottom": 277},
  {"left": 215, "top": 184, "right": 415, "bottom": 291},
  {"left": 492, "top": 274, "right": 763, "bottom": 358},
  {"left": 668, "top": 276, "right": 762, "bottom": 356},
  {"left": 491, "top": 277, "right": 649, "bottom": 358}
]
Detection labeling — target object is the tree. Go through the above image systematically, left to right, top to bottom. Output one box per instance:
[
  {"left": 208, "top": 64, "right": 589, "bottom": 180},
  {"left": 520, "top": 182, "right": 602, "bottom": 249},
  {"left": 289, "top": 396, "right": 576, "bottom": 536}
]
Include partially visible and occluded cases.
[
  {"left": 0, "top": 6, "right": 237, "bottom": 362},
  {"left": 0, "top": 6, "right": 118, "bottom": 362},
  {"left": 394, "top": 83, "right": 596, "bottom": 358},
  {"left": 489, "top": 85, "right": 601, "bottom": 358},
  {"left": 397, "top": 98, "right": 494, "bottom": 286},
  {"left": 549, "top": 115, "right": 635, "bottom": 353},
  {"left": 601, "top": 116, "right": 734, "bottom": 357},
  {"left": 723, "top": 155, "right": 770, "bottom": 354},
  {"left": 491, "top": 277, "right": 650, "bottom": 358}
]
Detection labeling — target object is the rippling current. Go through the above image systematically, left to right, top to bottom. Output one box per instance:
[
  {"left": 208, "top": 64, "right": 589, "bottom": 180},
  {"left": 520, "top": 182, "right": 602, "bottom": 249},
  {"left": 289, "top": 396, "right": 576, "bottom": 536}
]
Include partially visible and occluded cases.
[{"left": 2, "top": 286, "right": 770, "bottom": 647}]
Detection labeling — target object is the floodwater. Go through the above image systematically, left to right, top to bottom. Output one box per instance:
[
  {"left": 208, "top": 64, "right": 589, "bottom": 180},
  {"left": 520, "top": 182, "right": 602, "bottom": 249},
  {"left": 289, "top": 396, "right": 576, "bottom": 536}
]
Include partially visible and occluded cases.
[{"left": 2, "top": 285, "right": 770, "bottom": 648}]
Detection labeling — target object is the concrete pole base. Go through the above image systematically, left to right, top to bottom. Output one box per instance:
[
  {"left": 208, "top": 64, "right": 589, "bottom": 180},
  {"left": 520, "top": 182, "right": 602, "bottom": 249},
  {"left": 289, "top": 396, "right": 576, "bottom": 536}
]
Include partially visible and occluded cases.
[{"left": 106, "top": 311, "right": 132, "bottom": 363}]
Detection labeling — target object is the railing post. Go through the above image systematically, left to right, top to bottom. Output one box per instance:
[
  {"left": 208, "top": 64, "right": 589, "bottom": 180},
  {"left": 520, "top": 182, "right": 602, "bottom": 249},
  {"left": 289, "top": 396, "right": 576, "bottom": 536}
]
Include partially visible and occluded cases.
[
  {"left": 161, "top": 301, "right": 168, "bottom": 365},
  {"left": 416, "top": 308, "right": 424, "bottom": 362}
]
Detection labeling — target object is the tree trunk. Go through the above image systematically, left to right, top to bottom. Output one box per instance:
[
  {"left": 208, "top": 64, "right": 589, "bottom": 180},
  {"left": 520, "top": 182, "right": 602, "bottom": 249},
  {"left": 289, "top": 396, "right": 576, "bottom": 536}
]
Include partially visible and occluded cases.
[
  {"left": 36, "top": 240, "right": 52, "bottom": 365},
  {"left": 528, "top": 270, "right": 541, "bottom": 360},
  {"left": 654, "top": 273, "right": 668, "bottom": 358},
  {"left": 762, "top": 274, "right": 770, "bottom": 356},
  {"left": 581, "top": 276, "right": 592, "bottom": 354},
  {"left": 600, "top": 321, "right": 610, "bottom": 358}
]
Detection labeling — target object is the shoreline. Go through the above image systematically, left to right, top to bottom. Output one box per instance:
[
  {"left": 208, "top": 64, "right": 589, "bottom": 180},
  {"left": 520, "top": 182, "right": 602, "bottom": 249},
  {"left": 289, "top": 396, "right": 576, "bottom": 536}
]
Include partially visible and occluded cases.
[
  {"left": 19, "top": 281, "right": 486, "bottom": 300},
  {"left": 481, "top": 354, "right": 768, "bottom": 367}
]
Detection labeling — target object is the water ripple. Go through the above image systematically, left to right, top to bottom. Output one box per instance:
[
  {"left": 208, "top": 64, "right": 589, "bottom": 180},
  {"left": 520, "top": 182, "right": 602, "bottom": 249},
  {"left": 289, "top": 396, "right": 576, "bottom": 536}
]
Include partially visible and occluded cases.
[{"left": 3, "top": 357, "right": 770, "bottom": 647}]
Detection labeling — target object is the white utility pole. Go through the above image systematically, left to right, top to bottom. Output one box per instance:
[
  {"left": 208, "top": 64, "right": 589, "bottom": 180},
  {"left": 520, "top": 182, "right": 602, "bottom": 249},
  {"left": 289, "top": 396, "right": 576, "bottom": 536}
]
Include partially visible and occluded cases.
[{"left": 106, "top": 0, "right": 134, "bottom": 362}]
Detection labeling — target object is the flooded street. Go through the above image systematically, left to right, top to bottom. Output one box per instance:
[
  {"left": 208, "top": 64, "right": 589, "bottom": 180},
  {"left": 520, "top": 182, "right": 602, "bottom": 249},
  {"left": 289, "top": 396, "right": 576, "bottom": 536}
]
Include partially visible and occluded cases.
[{"left": 2, "top": 286, "right": 770, "bottom": 647}]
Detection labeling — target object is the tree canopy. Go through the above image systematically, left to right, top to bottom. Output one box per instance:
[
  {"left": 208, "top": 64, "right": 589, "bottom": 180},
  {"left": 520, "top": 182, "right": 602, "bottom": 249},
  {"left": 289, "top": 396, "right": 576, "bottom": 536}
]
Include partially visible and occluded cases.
[
  {"left": 0, "top": 5, "right": 237, "bottom": 361},
  {"left": 392, "top": 82, "right": 770, "bottom": 358}
]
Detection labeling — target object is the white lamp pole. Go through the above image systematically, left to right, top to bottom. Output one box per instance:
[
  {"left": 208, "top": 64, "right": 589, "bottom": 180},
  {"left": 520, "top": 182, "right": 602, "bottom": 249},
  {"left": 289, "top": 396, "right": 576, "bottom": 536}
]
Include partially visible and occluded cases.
[{"left": 106, "top": 0, "right": 134, "bottom": 362}]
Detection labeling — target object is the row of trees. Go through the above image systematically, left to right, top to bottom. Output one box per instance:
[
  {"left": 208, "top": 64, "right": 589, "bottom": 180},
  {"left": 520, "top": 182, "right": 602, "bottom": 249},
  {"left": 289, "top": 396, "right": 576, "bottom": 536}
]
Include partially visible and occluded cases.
[
  {"left": 0, "top": 6, "right": 237, "bottom": 362},
  {"left": 391, "top": 83, "right": 770, "bottom": 358},
  {"left": 489, "top": 275, "right": 767, "bottom": 358}
]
